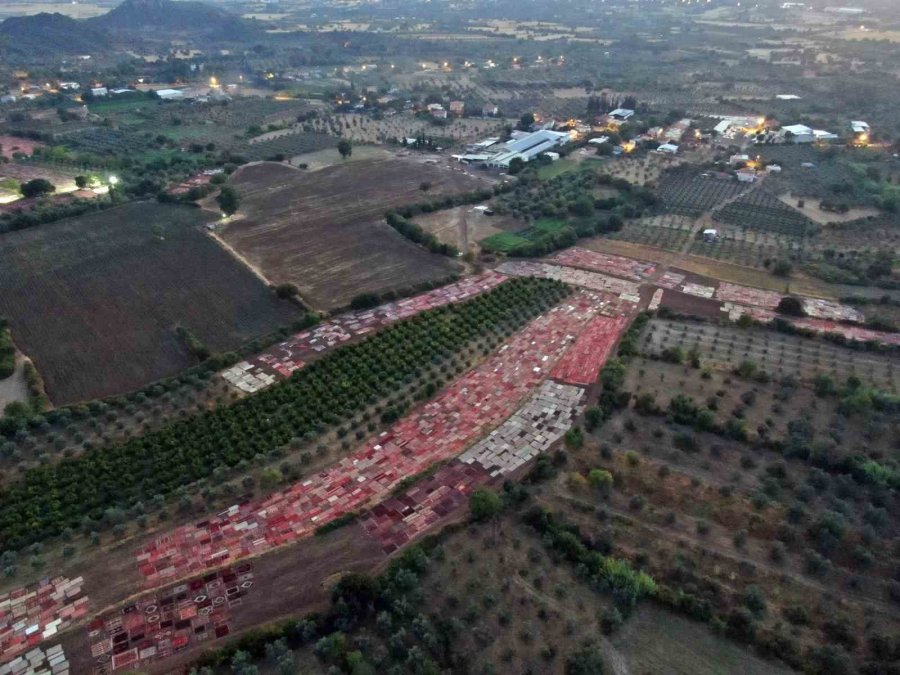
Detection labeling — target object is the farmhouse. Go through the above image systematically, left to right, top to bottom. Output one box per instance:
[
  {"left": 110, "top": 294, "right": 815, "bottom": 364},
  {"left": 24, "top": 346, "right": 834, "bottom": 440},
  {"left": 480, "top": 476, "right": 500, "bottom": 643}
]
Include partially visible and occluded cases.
[
  {"left": 90, "top": 87, "right": 108, "bottom": 97},
  {"left": 449, "top": 101, "right": 465, "bottom": 116},
  {"left": 482, "top": 104, "right": 499, "bottom": 117},
  {"left": 851, "top": 121, "right": 870, "bottom": 134},
  {"left": 657, "top": 143, "right": 679, "bottom": 154},
  {"left": 736, "top": 168, "right": 758, "bottom": 183}
]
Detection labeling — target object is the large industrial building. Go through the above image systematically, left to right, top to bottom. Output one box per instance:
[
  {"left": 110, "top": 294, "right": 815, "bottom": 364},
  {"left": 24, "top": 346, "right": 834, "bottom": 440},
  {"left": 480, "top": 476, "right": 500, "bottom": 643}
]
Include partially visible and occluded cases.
[{"left": 452, "top": 129, "right": 572, "bottom": 168}]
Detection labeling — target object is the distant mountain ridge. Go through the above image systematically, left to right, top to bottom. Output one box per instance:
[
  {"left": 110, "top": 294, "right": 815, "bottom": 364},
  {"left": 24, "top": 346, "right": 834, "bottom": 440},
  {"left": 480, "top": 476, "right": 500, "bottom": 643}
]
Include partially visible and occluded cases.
[
  {"left": 0, "top": 0, "right": 262, "bottom": 58},
  {"left": 91, "top": 0, "right": 259, "bottom": 38},
  {"left": 0, "top": 12, "right": 110, "bottom": 58}
]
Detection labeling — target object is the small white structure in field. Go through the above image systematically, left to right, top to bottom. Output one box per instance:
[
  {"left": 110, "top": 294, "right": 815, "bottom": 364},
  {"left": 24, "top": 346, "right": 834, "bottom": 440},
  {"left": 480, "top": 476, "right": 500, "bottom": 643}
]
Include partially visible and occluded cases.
[
  {"left": 156, "top": 88, "right": 184, "bottom": 100},
  {"left": 703, "top": 229, "right": 719, "bottom": 242}
]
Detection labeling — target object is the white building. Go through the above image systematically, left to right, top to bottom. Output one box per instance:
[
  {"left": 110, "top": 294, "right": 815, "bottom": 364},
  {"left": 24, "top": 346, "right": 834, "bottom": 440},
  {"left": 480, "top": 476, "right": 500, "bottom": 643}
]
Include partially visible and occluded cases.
[
  {"left": 90, "top": 87, "right": 108, "bottom": 97},
  {"left": 156, "top": 89, "right": 184, "bottom": 100},
  {"left": 609, "top": 108, "right": 635, "bottom": 121},
  {"left": 851, "top": 121, "right": 870, "bottom": 135},
  {"left": 780, "top": 124, "right": 837, "bottom": 144},
  {"left": 453, "top": 129, "right": 570, "bottom": 168},
  {"left": 657, "top": 143, "right": 679, "bottom": 154}
]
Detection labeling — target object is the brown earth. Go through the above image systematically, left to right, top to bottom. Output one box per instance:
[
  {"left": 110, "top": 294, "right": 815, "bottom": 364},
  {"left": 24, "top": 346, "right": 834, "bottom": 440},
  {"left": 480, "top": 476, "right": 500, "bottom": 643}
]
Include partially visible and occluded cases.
[
  {"left": 219, "top": 160, "right": 490, "bottom": 310},
  {"left": 0, "top": 202, "right": 299, "bottom": 404}
]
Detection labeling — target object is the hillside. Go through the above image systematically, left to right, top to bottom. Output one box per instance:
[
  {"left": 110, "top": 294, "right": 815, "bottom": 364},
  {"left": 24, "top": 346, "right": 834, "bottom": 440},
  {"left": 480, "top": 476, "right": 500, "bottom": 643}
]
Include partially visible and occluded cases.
[
  {"left": 0, "top": 0, "right": 262, "bottom": 58},
  {"left": 90, "top": 0, "right": 263, "bottom": 40},
  {"left": 0, "top": 13, "right": 110, "bottom": 58}
]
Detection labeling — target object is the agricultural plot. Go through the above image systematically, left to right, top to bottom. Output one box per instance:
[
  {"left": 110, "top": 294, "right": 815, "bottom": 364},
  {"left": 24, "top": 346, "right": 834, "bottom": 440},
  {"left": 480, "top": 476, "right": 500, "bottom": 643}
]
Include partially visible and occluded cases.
[
  {"left": 304, "top": 113, "right": 505, "bottom": 147},
  {"left": 57, "top": 127, "right": 150, "bottom": 156},
  {"left": 234, "top": 131, "right": 335, "bottom": 162},
  {"left": 0, "top": 136, "right": 43, "bottom": 160},
  {"left": 757, "top": 144, "right": 875, "bottom": 206},
  {"left": 602, "top": 153, "right": 678, "bottom": 186},
  {"left": 220, "top": 160, "right": 486, "bottom": 309},
  {"left": 656, "top": 169, "right": 748, "bottom": 216},
  {"left": 716, "top": 188, "right": 818, "bottom": 238},
  {"left": 0, "top": 203, "right": 299, "bottom": 404},
  {"left": 413, "top": 205, "right": 517, "bottom": 251},
  {"left": 813, "top": 214, "right": 900, "bottom": 256},
  {"left": 608, "top": 215, "right": 694, "bottom": 252},
  {"left": 480, "top": 218, "right": 568, "bottom": 253},
  {"left": 689, "top": 234, "right": 805, "bottom": 269},
  {"left": 548, "top": 247, "right": 657, "bottom": 280},
  {"left": 496, "top": 260, "right": 642, "bottom": 300},
  {"left": 222, "top": 271, "right": 507, "bottom": 393},
  {"left": 0, "top": 279, "right": 568, "bottom": 550},
  {"left": 134, "top": 292, "right": 603, "bottom": 585},
  {"left": 550, "top": 314, "right": 631, "bottom": 385},
  {"left": 641, "top": 318, "right": 900, "bottom": 390},
  {"left": 363, "top": 380, "right": 586, "bottom": 552},
  {"left": 86, "top": 563, "right": 254, "bottom": 672},
  {"left": 0, "top": 577, "right": 87, "bottom": 666},
  {"left": 613, "top": 606, "right": 793, "bottom": 675},
  {"left": 1, "top": 645, "right": 68, "bottom": 675}
]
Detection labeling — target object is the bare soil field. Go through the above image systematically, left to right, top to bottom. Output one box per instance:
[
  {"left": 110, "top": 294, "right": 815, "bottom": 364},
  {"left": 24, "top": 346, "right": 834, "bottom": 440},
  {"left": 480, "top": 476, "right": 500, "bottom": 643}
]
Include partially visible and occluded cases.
[
  {"left": 0, "top": 136, "right": 44, "bottom": 160},
  {"left": 220, "top": 160, "right": 488, "bottom": 309},
  {"left": 778, "top": 193, "right": 880, "bottom": 225},
  {"left": 0, "top": 202, "right": 299, "bottom": 404},
  {"left": 414, "top": 206, "right": 520, "bottom": 252}
]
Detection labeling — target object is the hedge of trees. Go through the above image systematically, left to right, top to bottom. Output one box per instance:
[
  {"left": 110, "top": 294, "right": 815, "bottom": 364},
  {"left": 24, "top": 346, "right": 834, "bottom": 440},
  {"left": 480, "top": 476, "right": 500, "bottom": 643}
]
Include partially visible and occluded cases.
[
  {"left": 384, "top": 212, "right": 458, "bottom": 257},
  {"left": 0, "top": 277, "right": 569, "bottom": 548},
  {"left": 523, "top": 506, "right": 657, "bottom": 609}
]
